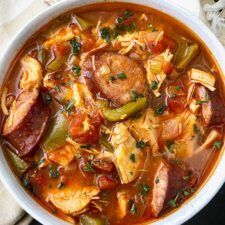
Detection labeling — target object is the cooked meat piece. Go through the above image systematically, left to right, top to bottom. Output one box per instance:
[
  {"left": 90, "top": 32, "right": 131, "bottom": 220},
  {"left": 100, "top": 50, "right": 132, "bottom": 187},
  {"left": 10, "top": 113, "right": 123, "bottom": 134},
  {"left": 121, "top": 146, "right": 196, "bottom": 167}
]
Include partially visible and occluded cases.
[
  {"left": 84, "top": 52, "right": 147, "bottom": 106},
  {"left": 196, "top": 85, "right": 225, "bottom": 126},
  {"left": 2, "top": 89, "right": 50, "bottom": 156},
  {"left": 110, "top": 123, "right": 143, "bottom": 184},
  {"left": 145, "top": 158, "right": 169, "bottom": 217},
  {"left": 47, "top": 185, "right": 100, "bottom": 215}
]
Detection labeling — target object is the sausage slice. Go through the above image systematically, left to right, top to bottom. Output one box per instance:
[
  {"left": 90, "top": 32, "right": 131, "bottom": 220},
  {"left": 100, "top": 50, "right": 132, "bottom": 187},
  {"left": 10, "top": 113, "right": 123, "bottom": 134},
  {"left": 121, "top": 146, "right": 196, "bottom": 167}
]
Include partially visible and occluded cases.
[
  {"left": 84, "top": 52, "right": 147, "bottom": 106},
  {"left": 2, "top": 89, "right": 50, "bottom": 156}
]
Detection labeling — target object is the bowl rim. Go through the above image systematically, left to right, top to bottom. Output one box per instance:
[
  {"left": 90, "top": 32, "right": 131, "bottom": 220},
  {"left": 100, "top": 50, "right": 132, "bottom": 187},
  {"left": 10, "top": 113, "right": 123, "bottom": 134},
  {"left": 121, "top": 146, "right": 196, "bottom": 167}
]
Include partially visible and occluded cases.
[{"left": 0, "top": 0, "right": 225, "bottom": 225}]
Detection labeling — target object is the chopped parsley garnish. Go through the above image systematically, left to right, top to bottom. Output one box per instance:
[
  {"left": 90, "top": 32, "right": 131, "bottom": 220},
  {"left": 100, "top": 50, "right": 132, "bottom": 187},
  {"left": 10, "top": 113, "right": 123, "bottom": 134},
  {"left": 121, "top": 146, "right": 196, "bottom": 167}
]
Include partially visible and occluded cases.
[
  {"left": 117, "top": 10, "right": 133, "bottom": 24},
  {"left": 125, "top": 22, "right": 136, "bottom": 33},
  {"left": 147, "top": 24, "right": 158, "bottom": 32},
  {"left": 100, "top": 27, "right": 111, "bottom": 42},
  {"left": 70, "top": 39, "right": 81, "bottom": 55},
  {"left": 72, "top": 65, "right": 81, "bottom": 77},
  {"left": 117, "top": 72, "right": 127, "bottom": 79},
  {"left": 109, "top": 75, "right": 116, "bottom": 82},
  {"left": 151, "top": 81, "right": 158, "bottom": 90},
  {"left": 175, "top": 85, "right": 181, "bottom": 91},
  {"left": 130, "top": 91, "right": 144, "bottom": 101},
  {"left": 196, "top": 99, "right": 209, "bottom": 105},
  {"left": 61, "top": 100, "right": 74, "bottom": 113},
  {"left": 154, "top": 104, "right": 167, "bottom": 116},
  {"left": 193, "top": 124, "right": 200, "bottom": 133},
  {"left": 136, "top": 140, "right": 146, "bottom": 149},
  {"left": 166, "top": 140, "right": 175, "bottom": 153},
  {"left": 213, "top": 140, "right": 222, "bottom": 150},
  {"left": 80, "top": 144, "right": 92, "bottom": 149},
  {"left": 130, "top": 154, "right": 136, "bottom": 162},
  {"left": 83, "top": 162, "right": 95, "bottom": 173},
  {"left": 49, "top": 164, "right": 60, "bottom": 179},
  {"left": 130, "top": 171, "right": 134, "bottom": 175},
  {"left": 22, "top": 177, "right": 31, "bottom": 190},
  {"left": 57, "top": 182, "right": 65, "bottom": 190},
  {"left": 140, "top": 183, "right": 150, "bottom": 196},
  {"left": 183, "top": 190, "right": 190, "bottom": 196},
  {"left": 168, "top": 193, "right": 180, "bottom": 208},
  {"left": 129, "top": 200, "right": 138, "bottom": 214}
]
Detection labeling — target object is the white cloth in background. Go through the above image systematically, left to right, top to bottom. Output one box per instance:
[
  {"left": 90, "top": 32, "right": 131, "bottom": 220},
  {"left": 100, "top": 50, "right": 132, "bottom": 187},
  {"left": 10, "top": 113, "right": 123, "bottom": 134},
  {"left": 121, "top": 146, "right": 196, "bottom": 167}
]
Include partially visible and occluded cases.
[{"left": 0, "top": 0, "right": 224, "bottom": 225}]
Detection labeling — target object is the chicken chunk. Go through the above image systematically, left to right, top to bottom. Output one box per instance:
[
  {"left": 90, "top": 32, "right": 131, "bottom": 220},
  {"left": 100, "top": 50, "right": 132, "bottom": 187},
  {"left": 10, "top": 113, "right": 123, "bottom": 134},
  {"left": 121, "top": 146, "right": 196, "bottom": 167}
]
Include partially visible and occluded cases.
[
  {"left": 84, "top": 52, "right": 147, "bottom": 106},
  {"left": 20, "top": 56, "right": 43, "bottom": 90},
  {"left": 2, "top": 89, "right": 50, "bottom": 156},
  {"left": 129, "top": 109, "right": 159, "bottom": 154},
  {"left": 110, "top": 123, "right": 143, "bottom": 184},
  {"left": 47, "top": 143, "right": 78, "bottom": 167},
  {"left": 47, "top": 185, "right": 100, "bottom": 215},
  {"left": 117, "top": 191, "right": 130, "bottom": 218}
]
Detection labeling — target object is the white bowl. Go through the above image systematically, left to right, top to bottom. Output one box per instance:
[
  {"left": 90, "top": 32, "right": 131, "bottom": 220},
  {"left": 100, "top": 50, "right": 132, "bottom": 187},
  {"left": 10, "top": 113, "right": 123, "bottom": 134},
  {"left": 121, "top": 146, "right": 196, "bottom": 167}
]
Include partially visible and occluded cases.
[{"left": 0, "top": 0, "right": 225, "bottom": 225}]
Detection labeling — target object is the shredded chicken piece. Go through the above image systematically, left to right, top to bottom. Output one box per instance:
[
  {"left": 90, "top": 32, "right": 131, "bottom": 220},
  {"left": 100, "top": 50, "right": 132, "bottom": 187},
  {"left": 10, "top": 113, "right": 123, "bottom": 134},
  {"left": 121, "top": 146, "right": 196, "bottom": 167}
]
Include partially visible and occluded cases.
[
  {"left": 43, "top": 27, "right": 75, "bottom": 49},
  {"left": 145, "top": 49, "right": 173, "bottom": 97},
  {"left": 20, "top": 56, "right": 43, "bottom": 91},
  {"left": 189, "top": 68, "right": 216, "bottom": 91},
  {"left": 1, "top": 87, "right": 9, "bottom": 115},
  {"left": 110, "top": 123, "right": 143, "bottom": 184},
  {"left": 195, "top": 129, "right": 220, "bottom": 155},
  {"left": 117, "top": 191, "right": 130, "bottom": 218}
]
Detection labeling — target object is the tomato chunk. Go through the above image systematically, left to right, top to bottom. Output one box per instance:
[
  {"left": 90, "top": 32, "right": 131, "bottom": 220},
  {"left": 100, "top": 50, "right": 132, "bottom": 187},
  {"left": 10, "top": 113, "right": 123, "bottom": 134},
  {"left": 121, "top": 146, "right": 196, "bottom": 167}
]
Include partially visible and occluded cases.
[{"left": 168, "top": 95, "right": 186, "bottom": 113}]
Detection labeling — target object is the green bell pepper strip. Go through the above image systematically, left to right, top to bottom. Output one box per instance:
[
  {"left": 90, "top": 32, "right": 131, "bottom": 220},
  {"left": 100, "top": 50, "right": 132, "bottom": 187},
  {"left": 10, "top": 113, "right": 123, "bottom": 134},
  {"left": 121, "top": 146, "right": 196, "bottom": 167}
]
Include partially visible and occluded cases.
[
  {"left": 75, "top": 16, "right": 94, "bottom": 31},
  {"left": 176, "top": 43, "right": 199, "bottom": 71},
  {"left": 47, "top": 56, "right": 67, "bottom": 72},
  {"left": 98, "top": 97, "right": 147, "bottom": 122},
  {"left": 41, "top": 112, "right": 69, "bottom": 152},
  {"left": 99, "top": 135, "right": 114, "bottom": 152},
  {"left": 6, "top": 149, "right": 29, "bottom": 176},
  {"left": 80, "top": 214, "right": 107, "bottom": 225}
]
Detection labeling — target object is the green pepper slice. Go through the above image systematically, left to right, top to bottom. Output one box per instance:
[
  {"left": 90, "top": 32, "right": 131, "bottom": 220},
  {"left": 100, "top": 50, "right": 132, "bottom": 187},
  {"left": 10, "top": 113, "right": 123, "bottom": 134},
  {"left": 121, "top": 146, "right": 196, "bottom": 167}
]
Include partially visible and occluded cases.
[
  {"left": 176, "top": 43, "right": 199, "bottom": 71},
  {"left": 47, "top": 56, "right": 67, "bottom": 72},
  {"left": 98, "top": 97, "right": 147, "bottom": 122},
  {"left": 42, "top": 112, "right": 69, "bottom": 152},
  {"left": 80, "top": 214, "right": 107, "bottom": 225}
]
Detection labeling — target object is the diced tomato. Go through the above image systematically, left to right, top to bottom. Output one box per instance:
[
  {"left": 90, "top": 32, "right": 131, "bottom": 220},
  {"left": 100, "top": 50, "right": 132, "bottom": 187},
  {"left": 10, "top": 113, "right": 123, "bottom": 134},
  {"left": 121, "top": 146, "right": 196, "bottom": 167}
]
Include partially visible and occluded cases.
[
  {"left": 151, "top": 36, "right": 176, "bottom": 54},
  {"left": 53, "top": 44, "right": 71, "bottom": 57},
  {"left": 163, "top": 61, "right": 174, "bottom": 75},
  {"left": 168, "top": 95, "right": 186, "bottom": 113},
  {"left": 69, "top": 112, "right": 103, "bottom": 144},
  {"left": 31, "top": 172, "right": 44, "bottom": 185},
  {"left": 97, "top": 175, "right": 118, "bottom": 189}
]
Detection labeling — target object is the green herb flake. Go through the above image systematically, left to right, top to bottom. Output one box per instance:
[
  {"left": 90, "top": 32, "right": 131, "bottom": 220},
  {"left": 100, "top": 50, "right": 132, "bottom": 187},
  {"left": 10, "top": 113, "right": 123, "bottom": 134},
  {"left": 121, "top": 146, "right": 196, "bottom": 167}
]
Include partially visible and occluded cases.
[
  {"left": 117, "top": 10, "right": 133, "bottom": 24},
  {"left": 147, "top": 24, "right": 158, "bottom": 32},
  {"left": 100, "top": 27, "right": 111, "bottom": 42},
  {"left": 70, "top": 39, "right": 81, "bottom": 55},
  {"left": 72, "top": 65, "right": 81, "bottom": 77},
  {"left": 117, "top": 72, "right": 127, "bottom": 80},
  {"left": 109, "top": 75, "right": 116, "bottom": 82},
  {"left": 151, "top": 80, "right": 158, "bottom": 90},
  {"left": 175, "top": 85, "right": 181, "bottom": 91},
  {"left": 130, "top": 91, "right": 144, "bottom": 101},
  {"left": 196, "top": 99, "right": 209, "bottom": 105},
  {"left": 61, "top": 100, "right": 74, "bottom": 113},
  {"left": 154, "top": 104, "right": 167, "bottom": 116},
  {"left": 193, "top": 124, "right": 200, "bottom": 133},
  {"left": 136, "top": 140, "right": 146, "bottom": 149},
  {"left": 166, "top": 140, "right": 175, "bottom": 153},
  {"left": 213, "top": 140, "right": 222, "bottom": 150},
  {"left": 80, "top": 144, "right": 92, "bottom": 150},
  {"left": 130, "top": 154, "right": 136, "bottom": 162},
  {"left": 83, "top": 162, "right": 95, "bottom": 173},
  {"left": 49, "top": 164, "right": 60, "bottom": 179},
  {"left": 182, "top": 175, "right": 190, "bottom": 181},
  {"left": 57, "top": 182, "right": 65, "bottom": 190},
  {"left": 140, "top": 183, "right": 150, "bottom": 196},
  {"left": 183, "top": 190, "right": 190, "bottom": 196},
  {"left": 168, "top": 199, "right": 177, "bottom": 208},
  {"left": 129, "top": 200, "right": 138, "bottom": 214}
]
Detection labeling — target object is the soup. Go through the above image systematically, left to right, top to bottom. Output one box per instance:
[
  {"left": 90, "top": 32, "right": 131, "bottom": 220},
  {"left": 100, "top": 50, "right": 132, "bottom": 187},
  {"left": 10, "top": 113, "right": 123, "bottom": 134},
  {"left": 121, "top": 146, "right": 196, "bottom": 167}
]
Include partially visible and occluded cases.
[{"left": 1, "top": 3, "right": 224, "bottom": 225}]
